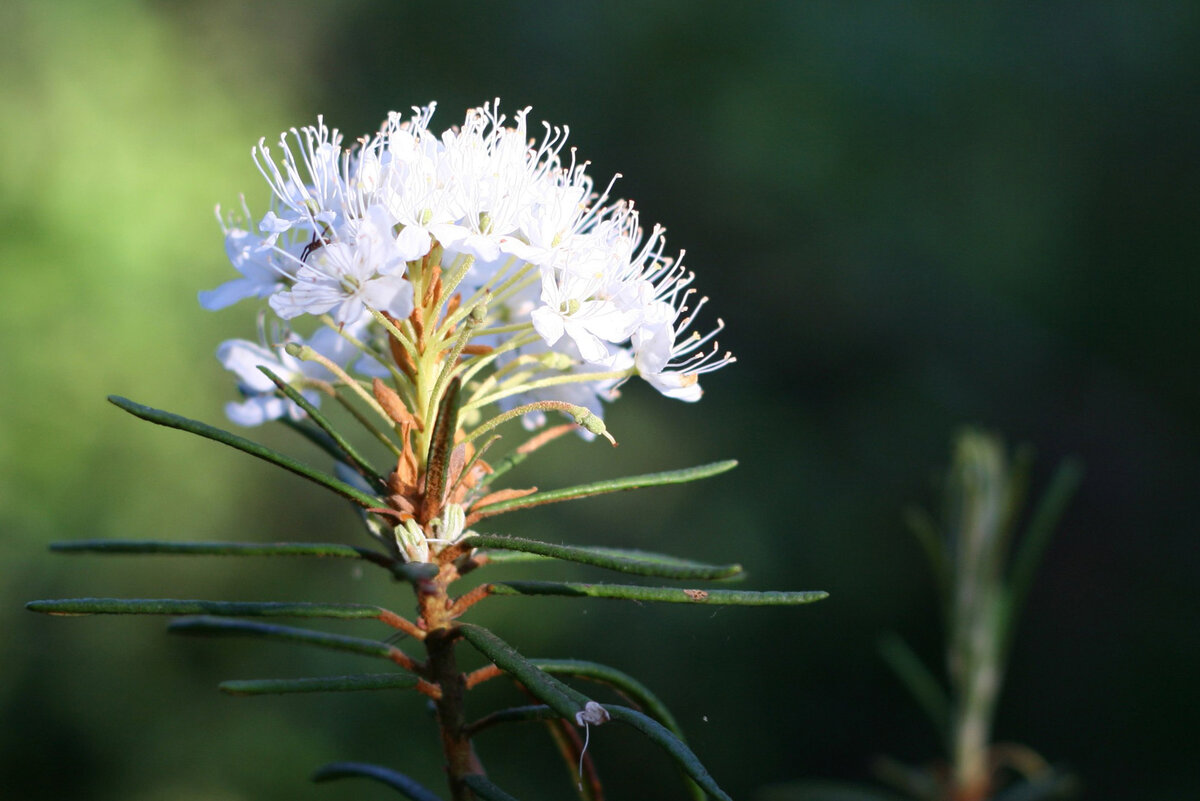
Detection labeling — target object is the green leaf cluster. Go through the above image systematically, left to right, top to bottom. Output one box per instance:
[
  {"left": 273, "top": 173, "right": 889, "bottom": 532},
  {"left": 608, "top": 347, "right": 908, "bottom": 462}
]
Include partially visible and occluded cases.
[{"left": 28, "top": 396, "right": 829, "bottom": 801}]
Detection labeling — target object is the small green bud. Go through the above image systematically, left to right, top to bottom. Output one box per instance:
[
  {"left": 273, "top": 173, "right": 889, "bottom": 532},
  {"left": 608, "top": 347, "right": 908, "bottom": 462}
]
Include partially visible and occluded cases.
[
  {"left": 470, "top": 302, "right": 488, "bottom": 324},
  {"left": 283, "top": 342, "right": 306, "bottom": 359},
  {"left": 538, "top": 352, "right": 576, "bottom": 370},
  {"left": 571, "top": 407, "right": 616, "bottom": 444}
]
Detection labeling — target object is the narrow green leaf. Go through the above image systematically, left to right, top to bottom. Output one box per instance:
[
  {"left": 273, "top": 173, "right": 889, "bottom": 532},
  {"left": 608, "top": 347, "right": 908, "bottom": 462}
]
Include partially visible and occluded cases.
[
  {"left": 258, "top": 366, "right": 386, "bottom": 488},
  {"left": 422, "top": 377, "right": 462, "bottom": 522},
  {"left": 107, "top": 396, "right": 381, "bottom": 508},
  {"left": 278, "top": 417, "right": 346, "bottom": 464},
  {"left": 478, "top": 429, "right": 564, "bottom": 486},
  {"left": 1003, "top": 458, "right": 1083, "bottom": 656},
  {"left": 470, "top": 459, "right": 738, "bottom": 518},
  {"left": 902, "top": 506, "right": 950, "bottom": 612},
  {"left": 464, "top": 535, "right": 742, "bottom": 580},
  {"left": 47, "top": 539, "right": 406, "bottom": 574},
  {"left": 50, "top": 539, "right": 378, "bottom": 559},
  {"left": 474, "top": 550, "right": 552, "bottom": 565},
  {"left": 490, "top": 581, "right": 828, "bottom": 606},
  {"left": 26, "top": 598, "right": 388, "bottom": 620},
  {"left": 168, "top": 616, "right": 402, "bottom": 661},
  {"left": 458, "top": 624, "right": 589, "bottom": 720},
  {"left": 877, "top": 633, "right": 949, "bottom": 747},
  {"left": 532, "top": 659, "right": 684, "bottom": 739},
  {"left": 221, "top": 673, "right": 418, "bottom": 696},
  {"left": 466, "top": 704, "right": 559, "bottom": 735},
  {"left": 605, "top": 705, "right": 732, "bottom": 801},
  {"left": 313, "top": 761, "right": 444, "bottom": 801},
  {"left": 989, "top": 770, "right": 1079, "bottom": 801},
  {"left": 461, "top": 774, "right": 521, "bottom": 801},
  {"left": 758, "top": 781, "right": 910, "bottom": 801}
]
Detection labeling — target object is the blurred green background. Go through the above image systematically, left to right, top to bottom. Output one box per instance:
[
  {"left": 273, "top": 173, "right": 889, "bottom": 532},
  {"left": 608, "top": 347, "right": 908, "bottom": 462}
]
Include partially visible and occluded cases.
[{"left": 3, "top": 1, "right": 1198, "bottom": 799}]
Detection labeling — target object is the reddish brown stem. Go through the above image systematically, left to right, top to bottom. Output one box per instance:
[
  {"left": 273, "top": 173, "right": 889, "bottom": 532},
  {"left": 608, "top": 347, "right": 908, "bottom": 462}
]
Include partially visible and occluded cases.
[
  {"left": 449, "top": 584, "right": 493, "bottom": 618},
  {"left": 377, "top": 609, "right": 427, "bottom": 640},
  {"left": 385, "top": 646, "right": 424, "bottom": 674},
  {"left": 464, "top": 664, "right": 503, "bottom": 690}
]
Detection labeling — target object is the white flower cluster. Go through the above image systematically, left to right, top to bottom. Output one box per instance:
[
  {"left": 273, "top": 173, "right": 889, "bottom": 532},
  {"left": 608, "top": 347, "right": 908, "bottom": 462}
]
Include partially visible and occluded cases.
[{"left": 204, "top": 101, "right": 732, "bottom": 428}]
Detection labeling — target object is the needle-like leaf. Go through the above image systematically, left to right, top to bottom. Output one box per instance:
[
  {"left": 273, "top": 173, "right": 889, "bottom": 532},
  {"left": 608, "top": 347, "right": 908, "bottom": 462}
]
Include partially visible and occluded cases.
[
  {"left": 258, "top": 366, "right": 386, "bottom": 488},
  {"left": 423, "top": 378, "right": 462, "bottom": 521},
  {"left": 108, "top": 395, "right": 381, "bottom": 508},
  {"left": 1002, "top": 458, "right": 1083, "bottom": 658},
  {"left": 468, "top": 460, "right": 738, "bottom": 520},
  {"left": 464, "top": 535, "right": 742, "bottom": 580},
  {"left": 46, "top": 539, "right": 408, "bottom": 573},
  {"left": 489, "top": 582, "right": 828, "bottom": 606},
  {"left": 26, "top": 598, "right": 391, "bottom": 620},
  {"left": 168, "top": 616, "right": 406, "bottom": 662},
  {"left": 458, "top": 624, "right": 589, "bottom": 720},
  {"left": 877, "top": 632, "right": 950, "bottom": 747},
  {"left": 531, "top": 659, "right": 684, "bottom": 738},
  {"left": 221, "top": 673, "right": 418, "bottom": 696},
  {"left": 604, "top": 705, "right": 732, "bottom": 801},
  {"left": 313, "top": 762, "right": 444, "bottom": 801},
  {"left": 461, "top": 774, "right": 521, "bottom": 801}
]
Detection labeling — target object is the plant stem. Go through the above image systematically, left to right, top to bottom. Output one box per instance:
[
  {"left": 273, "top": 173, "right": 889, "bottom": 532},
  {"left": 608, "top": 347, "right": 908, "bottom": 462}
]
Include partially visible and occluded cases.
[
  {"left": 421, "top": 558, "right": 482, "bottom": 801},
  {"left": 426, "top": 629, "right": 478, "bottom": 801}
]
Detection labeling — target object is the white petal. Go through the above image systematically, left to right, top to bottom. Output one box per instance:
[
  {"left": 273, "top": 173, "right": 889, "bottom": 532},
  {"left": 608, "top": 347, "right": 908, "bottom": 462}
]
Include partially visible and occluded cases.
[
  {"left": 530, "top": 306, "right": 565, "bottom": 346},
  {"left": 217, "top": 340, "right": 288, "bottom": 391}
]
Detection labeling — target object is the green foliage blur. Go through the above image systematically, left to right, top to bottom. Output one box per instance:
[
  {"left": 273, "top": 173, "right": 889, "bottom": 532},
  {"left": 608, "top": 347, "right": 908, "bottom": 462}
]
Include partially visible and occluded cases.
[{"left": 3, "top": 2, "right": 1198, "bottom": 799}]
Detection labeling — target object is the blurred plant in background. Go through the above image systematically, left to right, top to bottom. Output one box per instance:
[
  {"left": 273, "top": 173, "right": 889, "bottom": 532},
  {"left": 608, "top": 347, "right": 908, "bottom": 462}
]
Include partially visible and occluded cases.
[
  {"left": 27, "top": 102, "right": 826, "bottom": 801},
  {"left": 767, "top": 429, "right": 1081, "bottom": 801}
]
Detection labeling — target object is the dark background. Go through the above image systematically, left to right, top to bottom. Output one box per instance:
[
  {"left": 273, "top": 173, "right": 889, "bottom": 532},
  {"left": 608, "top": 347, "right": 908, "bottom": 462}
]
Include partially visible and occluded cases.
[{"left": 3, "top": 2, "right": 1197, "bottom": 799}]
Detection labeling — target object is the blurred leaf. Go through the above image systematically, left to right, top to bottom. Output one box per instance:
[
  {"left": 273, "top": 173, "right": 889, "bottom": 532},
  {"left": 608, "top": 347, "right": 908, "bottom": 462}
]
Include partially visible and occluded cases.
[
  {"left": 259, "top": 365, "right": 386, "bottom": 488},
  {"left": 108, "top": 395, "right": 382, "bottom": 508},
  {"left": 1002, "top": 458, "right": 1083, "bottom": 657},
  {"left": 469, "top": 459, "right": 738, "bottom": 518},
  {"left": 902, "top": 506, "right": 950, "bottom": 615},
  {"left": 465, "top": 534, "right": 743, "bottom": 580},
  {"left": 490, "top": 581, "right": 828, "bottom": 606},
  {"left": 26, "top": 598, "right": 391, "bottom": 620},
  {"left": 168, "top": 616, "right": 408, "bottom": 662},
  {"left": 459, "top": 624, "right": 589, "bottom": 720},
  {"left": 877, "top": 633, "right": 949, "bottom": 747},
  {"left": 221, "top": 673, "right": 418, "bottom": 696},
  {"left": 466, "top": 704, "right": 559, "bottom": 734},
  {"left": 605, "top": 705, "right": 732, "bottom": 801},
  {"left": 540, "top": 712, "right": 604, "bottom": 801},
  {"left": 313, "top": 761, "right": 444, "bottom": 801},
  {"left": 990, "top": 770, "right": 1080, "bottom": 801},
  {"left": 462, "top": 774, "right": 521, "bottom": 801},
  {"left": 758, "top": 780, "right": 909, "bottom": 801}
]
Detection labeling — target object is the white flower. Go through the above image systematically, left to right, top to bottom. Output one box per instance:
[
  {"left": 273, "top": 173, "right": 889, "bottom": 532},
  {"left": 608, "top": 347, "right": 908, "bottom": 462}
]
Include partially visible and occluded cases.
[
  {"left": 210, "top": 100, "right": 733, "bottom": 431},
  {"left": 252, "top": 118, "right": 349, "bottom": 234},
  {"left": 199, "top": 204, "right": 297, "bottom": 311},
  {"left": 269, "top": 206, "right": 414, "bottom": 324},
  {"left": 530, "top": 261, "right": 641, "bottom": 366},
  {"left": 632, "top": 289, "right": 733, "bottom": 402},
  {"left": 217, "top": 324, "right": 362, "bottom": 426},
  {"left": 217, "top": 339, "right": 313, "bottom": 426}
]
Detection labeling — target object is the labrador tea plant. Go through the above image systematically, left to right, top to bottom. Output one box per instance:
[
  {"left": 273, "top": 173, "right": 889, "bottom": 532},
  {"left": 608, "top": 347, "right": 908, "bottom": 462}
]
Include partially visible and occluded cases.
[{"left": 28, "top": 101, "right": 827, "bottom": 801}]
